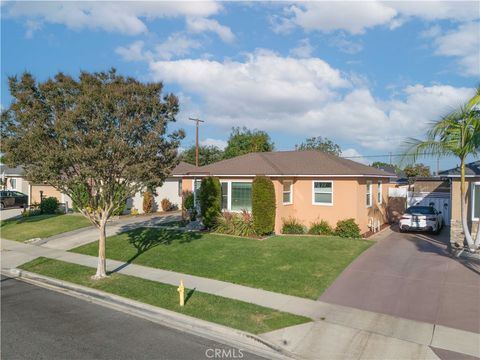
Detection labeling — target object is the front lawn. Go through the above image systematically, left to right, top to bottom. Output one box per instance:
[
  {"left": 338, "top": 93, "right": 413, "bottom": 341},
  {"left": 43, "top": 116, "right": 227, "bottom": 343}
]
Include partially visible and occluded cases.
[
  {"left": 1, "top": 214, "right": 91, "bottom": 241},
  {"left": 72, "top": 228, "right": 372, "bottom": 299},
  {"left": 20, "top": 257, "right": 310, "bottom": 334}
]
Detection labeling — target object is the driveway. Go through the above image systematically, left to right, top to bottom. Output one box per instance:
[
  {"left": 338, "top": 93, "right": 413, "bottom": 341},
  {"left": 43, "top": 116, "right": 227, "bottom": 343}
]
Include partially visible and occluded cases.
[
  {"left": 0, "top": 208, "right": 22, "bottom": 220},
  {"left": 320, "top": 227, "right": 480, "bottom": 334}
]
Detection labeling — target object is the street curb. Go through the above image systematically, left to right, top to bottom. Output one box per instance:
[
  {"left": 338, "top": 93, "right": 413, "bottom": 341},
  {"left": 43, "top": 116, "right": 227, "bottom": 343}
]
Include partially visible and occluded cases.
[{"left": 2, "top": 268, "right": 300, "bottom": 360}]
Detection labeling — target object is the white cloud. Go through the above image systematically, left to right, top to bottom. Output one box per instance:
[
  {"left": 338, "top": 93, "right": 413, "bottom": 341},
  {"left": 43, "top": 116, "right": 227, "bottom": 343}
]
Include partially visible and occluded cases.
[
  {"left": 4, "top": 1, "right": 222, "bottom": 36},
  {"left": 275, "top": 1, "right": 479, "bottom": 35},
  {"left": 186, "top": 17, "right": 235, "bottom": 43},
  {"left": 431, "top": 22, "right": 480, "bottom": 76},
  {"left": 116, "top": 33, "right": 201, "bottom": 62},
  {"left": 155, "top": 33, "right": 202, "bottom": 60},
  {"left": 329, "top": 34, "right": 363, "bottom": 54},
  {"left": 289, "top": 38, "right": 314, "bottom": 58},
  {"left": 116, "top": 40, "right": 151, "bottom": 62},
  {"left": 148, "top": 51, "right": 474, "bottom": 151},
  {"left": 200, "top": 138, "right": 228, "bottom": 150},
  {"left": 341, "top": 148, "right": 368, "bottom": 165}
]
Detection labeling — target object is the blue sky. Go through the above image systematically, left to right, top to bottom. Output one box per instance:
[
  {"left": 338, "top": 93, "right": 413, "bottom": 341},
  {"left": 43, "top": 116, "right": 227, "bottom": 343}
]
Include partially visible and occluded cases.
[{"left": 2, "top": 1, "right": 479, "bottom": 171}]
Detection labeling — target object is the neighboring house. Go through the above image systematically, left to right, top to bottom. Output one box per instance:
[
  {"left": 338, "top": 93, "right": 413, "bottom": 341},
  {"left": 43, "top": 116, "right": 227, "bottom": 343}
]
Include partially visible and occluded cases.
[
  {"left": 175, "top": 151, "right": 395, "bottom": 235},
  {"left": 439, "top": 160, "right": 480, "bottom": 245},
  {"left": 127, "top": 161, "right": 196, "bottom": 214},
  {"left": 0, "top": 164, "right": 70, "bottom": 206}
]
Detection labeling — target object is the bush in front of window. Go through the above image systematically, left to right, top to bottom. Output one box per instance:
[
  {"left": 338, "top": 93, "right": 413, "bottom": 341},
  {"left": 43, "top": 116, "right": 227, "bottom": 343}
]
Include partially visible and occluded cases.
[
  {"left": 199, "top": 176, "right": 221, "bottom": 228},
  {"left": 252, "top": 176, "right": 276, "bottom": 235},
  {"left": 40, "top": 197, "right": 59, "bottom": 214},
  {"left": 214, "top": 210, "right": 256, "bottom": 237},
  {"left": 282, "top": 217, "right": 306, "bottom": 234},
  {"left": 335, "top": 218, "right": 361, "bottom": 238},
  {"left": 308, "top": 220, "right": 333, "bottom": 235}
]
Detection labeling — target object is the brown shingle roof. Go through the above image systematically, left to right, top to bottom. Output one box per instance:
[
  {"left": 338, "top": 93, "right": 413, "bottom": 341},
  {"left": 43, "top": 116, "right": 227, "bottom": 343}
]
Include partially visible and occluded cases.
[
  {"left": 176, "top": 151, "right": 395, "bottom": 177},
  {"left": 171, "top": 161, "right": 198, "bottom": 176}
]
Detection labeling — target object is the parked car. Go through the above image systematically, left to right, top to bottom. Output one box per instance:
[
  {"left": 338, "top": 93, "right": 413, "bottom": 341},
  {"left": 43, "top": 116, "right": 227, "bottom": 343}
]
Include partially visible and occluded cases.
[
  {"left": 0, "top": 190, "right": 28, "bottom": 209},
  {"left": 399, "top": 206, "right": 444, "bottom": 234}
]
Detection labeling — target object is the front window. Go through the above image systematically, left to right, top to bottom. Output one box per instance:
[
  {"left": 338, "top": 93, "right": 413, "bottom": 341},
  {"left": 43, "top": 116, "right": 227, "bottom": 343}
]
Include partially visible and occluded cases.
[
  {"left": 9, "top": 178, "right": 16, "bottom": 189},
  {"left": 193, "top": 179, "right": 201, "bottom": 207},
  {"left": 283, "top": 180, "right": 292, "bottom": 204},
  {"left": 313, "top": 181, "right": 333, "bottom": 205},
  {"left": 366, "top": 181, "right": 372, "bottom": 207},
  {"left": 377, "top": 181, "right": 382, "bottom": 204},
  {"left": 221, "top": 182, "right": 229, "bottom": 210},
  {"left": 231, "top": 182, "right": 252, "bottom": 211},
  {"left": 473, "top": 183, "right": 480, "bottom": 220}
]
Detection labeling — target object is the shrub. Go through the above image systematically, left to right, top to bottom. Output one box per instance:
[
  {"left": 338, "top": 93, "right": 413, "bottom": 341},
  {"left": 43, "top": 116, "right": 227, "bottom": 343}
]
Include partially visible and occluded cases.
[
  {"left": 252, "top": 176, "right": 276, "bottom": 235},
  {"left": 199, "top": 177, "right": 221, "bottom": 228},
  {"left": 143, "top": 191, "right": 154, "bottom": 214},
  {"left": 182, "top": 191, "right": 194, "bottom": 211},
  {"left": 40, "top": 197, "right": 59, "bottom": 214},
  {"left": 161, "top": 198, "right": 172, "bottom": 212},
  {"left": 112, "top": 201, "right": 126, "bottom": 216},
  {"left": 130, "top": 207, "right": 139, "bottom": 216},
  {"left": 22, "top": 208, "right": 42, "bottom": 217},
  {"left": 214, "top": 210, "right": 256, "bottom": 237},
  {"left": 282, "top": 217, "right": 305, "bottom": 234},
  {"left": 335, "top": 218, "right": 361, "bottom": 238},
  {"left": 308, "top": 220, "right": 333, "bottom": 235}
]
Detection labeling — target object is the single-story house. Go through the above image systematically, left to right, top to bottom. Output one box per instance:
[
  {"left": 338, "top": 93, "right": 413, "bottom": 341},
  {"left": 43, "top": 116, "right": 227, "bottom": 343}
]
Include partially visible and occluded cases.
[
  {"left": 174, "top": 151, "right": 395, "bottom": 235},
  {"left": 439, "top": 160, "right": 480, "bottom": 245},
  {"left": 126, "top": 161, "right": 196, "bottom": 214},
  {"left": 0, "top": 164, "right": 71, "bottom": 206}
]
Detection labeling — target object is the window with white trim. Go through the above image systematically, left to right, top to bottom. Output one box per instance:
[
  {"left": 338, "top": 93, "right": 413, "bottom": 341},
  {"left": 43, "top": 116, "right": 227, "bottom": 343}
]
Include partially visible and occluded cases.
[
  {"left": 9, "top": 178, "right": 16, "bottom": 190},
  {"left": 283, "top": 180, "right": 293, "bottom": 204},
  {"left": 377, "top": 180, "right": 382, "bottom": 204},
  {"left": 220, "top": 181, "right": 252, "bottom": 212},
  {"left": 313, "top": 181, "right": 333, "bottom": 205},
  {"left": 366, "top": 181, "right": 372, "bottom": 207},
  {"left": 473, "top": 182, "right": 480, "bottom": 221}
]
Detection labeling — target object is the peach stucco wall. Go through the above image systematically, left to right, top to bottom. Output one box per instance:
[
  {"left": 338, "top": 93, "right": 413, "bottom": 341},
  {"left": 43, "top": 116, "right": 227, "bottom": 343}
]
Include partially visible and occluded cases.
[
  {"left": 181, "top": 175, "right": 392, "bottom": 235},
  {"left": 31, "top": 185, "right": 63, "bottom": 204}
]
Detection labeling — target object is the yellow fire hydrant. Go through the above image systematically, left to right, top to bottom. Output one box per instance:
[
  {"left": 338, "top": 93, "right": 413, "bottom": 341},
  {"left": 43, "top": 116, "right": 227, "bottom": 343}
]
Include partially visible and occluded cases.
[{"left": 177, "top": 280, "right": 185, "bottom": 307}]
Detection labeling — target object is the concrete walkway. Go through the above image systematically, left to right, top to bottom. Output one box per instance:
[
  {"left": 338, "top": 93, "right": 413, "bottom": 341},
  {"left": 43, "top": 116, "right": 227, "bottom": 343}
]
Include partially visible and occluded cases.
[
  {"left": 34, "top": 212, "right": 183, "bottom": 250},
  {"left": 1, "top": 238, "right": 479, "bottom": 359}
]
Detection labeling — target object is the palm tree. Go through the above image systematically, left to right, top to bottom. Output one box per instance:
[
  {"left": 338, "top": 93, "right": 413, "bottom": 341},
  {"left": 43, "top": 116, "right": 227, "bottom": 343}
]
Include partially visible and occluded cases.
[{"left": 403, "top": 87, "right": 480, "bottom": 251}]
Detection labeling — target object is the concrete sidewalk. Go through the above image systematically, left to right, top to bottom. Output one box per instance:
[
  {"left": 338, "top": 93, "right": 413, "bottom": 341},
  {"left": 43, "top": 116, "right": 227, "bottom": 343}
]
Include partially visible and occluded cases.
[
  {"left": 33, "top": 212, "right": 183, "bottom": 250},
  {"left": 1, "top": 238, "right": 478, "bottom": 359}
]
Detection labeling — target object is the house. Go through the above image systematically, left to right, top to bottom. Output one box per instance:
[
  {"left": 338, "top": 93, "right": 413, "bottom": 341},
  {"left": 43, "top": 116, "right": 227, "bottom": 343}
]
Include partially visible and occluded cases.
[
  {"left": 174, "top": 151, "right": 395, "bottom": 235},
  {"left": 439, "top": 160, "right": 480, "bottom": 245},
  {"left": 127, "top": 161, "right": 196, "bottom": 214},
  {"left": 0, "top": 164, "right": 70, "bottom": 206}
]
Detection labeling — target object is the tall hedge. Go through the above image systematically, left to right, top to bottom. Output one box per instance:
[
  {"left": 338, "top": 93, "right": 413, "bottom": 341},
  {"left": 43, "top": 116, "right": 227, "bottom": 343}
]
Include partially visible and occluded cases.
[
  {"left": 252, "top": 176, "right": 276, "bottom": 235},
  {"left": 199, "top": 177, "right": 221, "bottom": 228}
]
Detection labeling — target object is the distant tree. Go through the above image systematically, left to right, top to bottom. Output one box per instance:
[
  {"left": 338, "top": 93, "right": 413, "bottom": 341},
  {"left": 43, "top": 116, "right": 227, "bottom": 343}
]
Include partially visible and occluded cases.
[
  {"left": 1, "top": 69, "right": 184, "bottom": 279},
  {"left": 223, "top": 127, "right": 274, "bottom": 159},
  {"left": 295, "top": 136, "right": 341, "bottom": 156},
  {"left": 182, "top": 145, "right": 224, "bottom": 166},
  {"left": 371, "top": 161, "right": 402, "bottom": 174},
  {"left": 404, "top": 163, "right": 431, "bottom": 178}
]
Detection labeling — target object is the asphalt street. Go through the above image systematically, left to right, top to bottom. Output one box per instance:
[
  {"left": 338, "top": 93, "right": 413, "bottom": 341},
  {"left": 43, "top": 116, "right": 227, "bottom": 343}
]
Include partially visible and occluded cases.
[{"left": 1, "top": 275, "right": 266, "bottom": 360}]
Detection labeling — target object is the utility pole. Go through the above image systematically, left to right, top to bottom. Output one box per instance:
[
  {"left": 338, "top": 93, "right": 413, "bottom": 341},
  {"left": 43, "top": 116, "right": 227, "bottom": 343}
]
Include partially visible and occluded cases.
[{"left": 188, "top": 117, "right": 205, "bottom": 167}]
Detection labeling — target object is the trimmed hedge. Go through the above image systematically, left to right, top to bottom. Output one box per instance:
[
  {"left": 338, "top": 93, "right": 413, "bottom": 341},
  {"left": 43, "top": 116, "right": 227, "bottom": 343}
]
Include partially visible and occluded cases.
[
  {"left": 252, "top": 176, "right": 276, "bottom": 235},
  {"left": 199, "top": 177, "right": 221, "bottom": 228},
  {"left": 143, "top": 191, "right": 154, "bottom": 214}
]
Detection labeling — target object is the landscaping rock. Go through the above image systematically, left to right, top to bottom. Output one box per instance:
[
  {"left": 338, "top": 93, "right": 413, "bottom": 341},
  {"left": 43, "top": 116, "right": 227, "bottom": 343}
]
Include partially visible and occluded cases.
[{"left": 186, "top": 220, "right": 205, "bottom": 231}]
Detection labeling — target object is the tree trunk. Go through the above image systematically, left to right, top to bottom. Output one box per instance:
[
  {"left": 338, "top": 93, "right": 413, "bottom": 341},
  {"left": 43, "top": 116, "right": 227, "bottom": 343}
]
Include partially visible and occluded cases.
[
  {"left": 459, "top": 158, "right": 475, "bottom": 251},
  {"left": 474, "top": 217, "right": 480, "bottom": 249},
  {"left": 92, "top": 220, "right": 108, "bottom": 279}
]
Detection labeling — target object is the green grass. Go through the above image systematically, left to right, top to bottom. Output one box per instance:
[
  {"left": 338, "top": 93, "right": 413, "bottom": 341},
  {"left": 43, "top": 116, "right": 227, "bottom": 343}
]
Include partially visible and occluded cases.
[
  {"left": 1, "top": 214, "right": 91, "bottom": 241},
  {"left": 72, "top": 228, "right": 373, "bottom": 299},
  {"left": 20, "top": 257, "right": 310, "bottom": 334}
]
